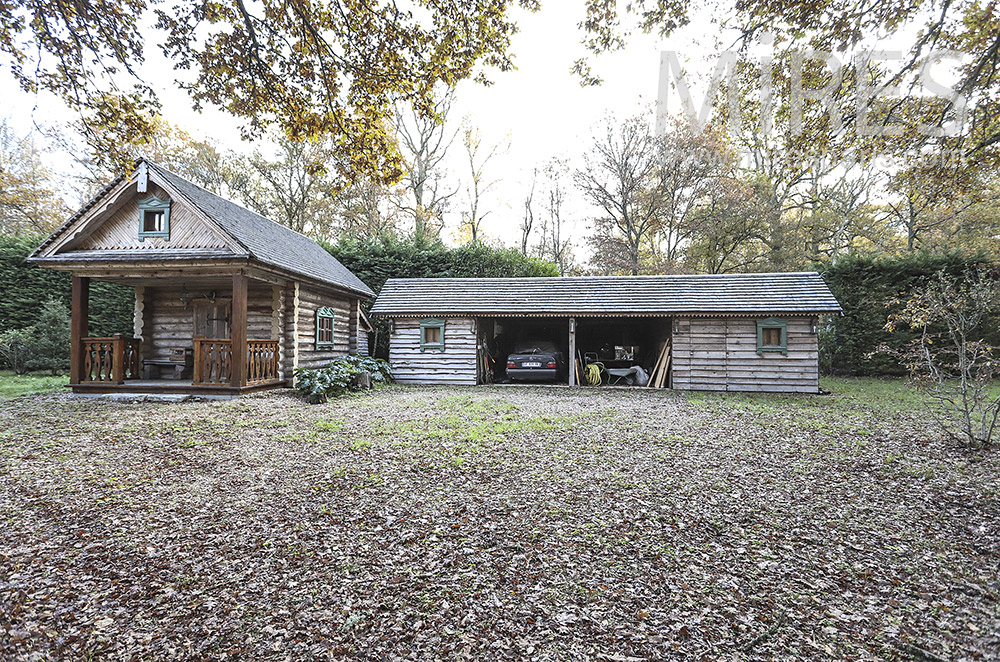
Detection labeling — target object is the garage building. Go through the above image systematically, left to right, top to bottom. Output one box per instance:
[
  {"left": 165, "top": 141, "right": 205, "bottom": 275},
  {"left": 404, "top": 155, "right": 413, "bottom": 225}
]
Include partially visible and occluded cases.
[{"left": 369, "top": 272, "right": 842, "bottom": 393}]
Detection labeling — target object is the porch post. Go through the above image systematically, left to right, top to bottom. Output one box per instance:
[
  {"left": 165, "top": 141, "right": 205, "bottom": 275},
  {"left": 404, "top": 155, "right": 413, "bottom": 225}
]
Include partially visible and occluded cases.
[
  {"left": 231, "top": 273, "right": 248, "bottom": 388},
  {"left": 70, "top": 276, "right": 90, "bottom": 384},
  {"left": 568, "top": 317, "right": 577, "bottom": 387}
]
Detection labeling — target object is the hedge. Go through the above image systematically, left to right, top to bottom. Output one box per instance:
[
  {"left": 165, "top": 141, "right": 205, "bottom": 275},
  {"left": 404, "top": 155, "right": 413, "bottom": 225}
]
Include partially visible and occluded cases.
[
  {"left": 0, "top": 235, "right": 134, "bottom": 337},
  {"left": 817, "top": 251, "right": 999, "bottom": 376}
]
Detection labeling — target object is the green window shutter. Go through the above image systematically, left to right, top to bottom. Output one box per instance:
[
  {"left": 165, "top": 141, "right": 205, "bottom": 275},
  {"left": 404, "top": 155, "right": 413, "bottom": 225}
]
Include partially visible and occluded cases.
[
  {"left": 137, "top": 196, "right": 172, "bottom": 241},
  {"left": 315, "top": 307, "right": 335, "bottom": 349},
  {"left": 756, "top": 317, "right": 788, "bottom": 356},
  {"left": 419, "top": 318, "right": 446, "bottom": 352}
]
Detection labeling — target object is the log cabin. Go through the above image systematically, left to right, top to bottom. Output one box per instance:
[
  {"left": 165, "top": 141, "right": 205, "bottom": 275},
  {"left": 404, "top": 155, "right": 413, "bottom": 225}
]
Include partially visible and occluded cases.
[
  {"left": 28, "top": 159, "right": 374, "bottom": 396},
  {"left": 370, "top": 274, "right": 842, "bottom": 393}
]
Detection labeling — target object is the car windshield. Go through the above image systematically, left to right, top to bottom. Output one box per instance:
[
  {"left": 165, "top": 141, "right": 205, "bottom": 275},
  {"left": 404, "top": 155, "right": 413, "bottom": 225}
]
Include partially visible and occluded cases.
[{"left": 513, "top": 341, "right": 558, "bottom": 354}]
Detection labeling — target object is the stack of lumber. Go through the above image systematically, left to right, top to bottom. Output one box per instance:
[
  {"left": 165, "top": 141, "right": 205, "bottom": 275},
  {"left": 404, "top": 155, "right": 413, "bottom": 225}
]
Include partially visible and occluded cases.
[{"left": 647, "top": 340, "right": 671, "bottom": 388}]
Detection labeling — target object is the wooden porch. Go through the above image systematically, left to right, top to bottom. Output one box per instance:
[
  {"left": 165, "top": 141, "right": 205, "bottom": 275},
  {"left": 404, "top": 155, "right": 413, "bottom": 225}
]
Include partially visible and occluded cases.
[{"left": 69, "top": 273, "right": 287, "bottom": 394}]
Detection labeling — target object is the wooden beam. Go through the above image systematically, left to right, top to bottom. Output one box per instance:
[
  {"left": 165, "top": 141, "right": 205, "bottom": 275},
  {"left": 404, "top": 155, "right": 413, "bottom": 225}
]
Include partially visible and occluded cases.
[
  {"left": 230, "top": 273, "right": 248, "bottom": 388},
  {"left": 70, "top": 276, "right": 90, "bottom": 384},
  {"left": 568, "top": 316, "right": 577, "bottom": 387}
]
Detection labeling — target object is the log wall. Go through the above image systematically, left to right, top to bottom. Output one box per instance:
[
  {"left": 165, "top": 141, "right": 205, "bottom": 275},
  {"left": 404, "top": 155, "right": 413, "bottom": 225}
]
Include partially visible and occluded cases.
[
  {"left": 131, "top": 280, "right": 360, "bottom": 380},
  {"left": 138, "top": 282, "right": 276, "bottom": 362},
  {"left": 295, "top": 285, "right": 354, "bottom": 370},
  {"left": 671, "top": 316, "right": 819, "bottom": 393},
  {"left": 388, "top": 317, "right": 477, "bottom": 385}
]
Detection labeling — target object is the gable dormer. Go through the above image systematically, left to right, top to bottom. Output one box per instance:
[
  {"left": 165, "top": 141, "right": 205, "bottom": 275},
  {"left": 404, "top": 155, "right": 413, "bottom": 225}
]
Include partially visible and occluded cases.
[{"left": 137, "top": 195, "right": 172, "bottom": 241}]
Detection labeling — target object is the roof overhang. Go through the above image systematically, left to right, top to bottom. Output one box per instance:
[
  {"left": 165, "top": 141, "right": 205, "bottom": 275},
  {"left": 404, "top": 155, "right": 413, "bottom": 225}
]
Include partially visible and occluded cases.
[
  {"left": 28, "top": 252, "right": 373, "bottom": 300},
  {"left": 370, "top": 311, "right": 839, "bottom": 318}
]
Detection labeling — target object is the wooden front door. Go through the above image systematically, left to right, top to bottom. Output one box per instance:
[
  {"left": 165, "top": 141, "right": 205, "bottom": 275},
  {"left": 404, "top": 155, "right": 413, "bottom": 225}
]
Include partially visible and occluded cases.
[{"left": 194, "top": 301, "right": 232, "bottom": 339}]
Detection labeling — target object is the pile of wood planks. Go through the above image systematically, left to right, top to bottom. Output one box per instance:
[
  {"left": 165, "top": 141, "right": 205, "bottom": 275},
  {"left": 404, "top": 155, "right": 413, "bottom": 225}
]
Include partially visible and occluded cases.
[{"left": 647, "top": 340, "right": 671, "bottom": 388}]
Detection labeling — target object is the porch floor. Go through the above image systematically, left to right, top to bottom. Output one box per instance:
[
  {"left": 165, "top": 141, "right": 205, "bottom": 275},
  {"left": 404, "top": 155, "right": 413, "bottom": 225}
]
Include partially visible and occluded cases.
[{"left": 70, "top": 378, "right": 288, "bottom": 396}]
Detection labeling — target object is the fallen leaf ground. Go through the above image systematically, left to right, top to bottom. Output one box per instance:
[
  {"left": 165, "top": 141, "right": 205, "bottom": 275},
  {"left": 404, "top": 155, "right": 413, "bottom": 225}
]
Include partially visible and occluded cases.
[{"left": 1, "top": 379, "right": 997, "bottom": 661}]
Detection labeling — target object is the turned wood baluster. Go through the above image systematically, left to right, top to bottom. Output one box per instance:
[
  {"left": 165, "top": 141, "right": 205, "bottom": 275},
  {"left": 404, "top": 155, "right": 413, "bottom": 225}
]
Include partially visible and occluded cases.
[
  {"left": 111, "top": 335, "right": 125, "bottom": 384},
  {"left": 193, "top": 339, "right": 204, "bottom": 384}
]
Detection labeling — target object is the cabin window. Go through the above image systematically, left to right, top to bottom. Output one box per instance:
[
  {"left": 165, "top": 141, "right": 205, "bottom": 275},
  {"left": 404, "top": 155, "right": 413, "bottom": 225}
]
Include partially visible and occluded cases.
[
  {"left": 137, "top": 196, "right": 171, "bottom": 241},
  {"left": 315, "top": 307, "right": 335, "bottom": 349},
  {"left": 756, "top": 317, "right": 788, "bottom": 355},
  {"left": 420, "top": 318, "right": 445, "bottom": 352}
]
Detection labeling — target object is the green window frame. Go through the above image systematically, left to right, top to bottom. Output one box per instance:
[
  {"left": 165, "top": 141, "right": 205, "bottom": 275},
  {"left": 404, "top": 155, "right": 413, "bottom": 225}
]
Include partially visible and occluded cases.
[
  {"left": 137, "top": 196, "right": 171, "bottom": 241},
  {"left": 315, "top": 307, "right": 335, "bottom": 349},
  {"left": 756, "top": 317, "right": 788, "bottom": 356},
  {"left": 420, "top": 318, "right": 445, "bottom": 352}
]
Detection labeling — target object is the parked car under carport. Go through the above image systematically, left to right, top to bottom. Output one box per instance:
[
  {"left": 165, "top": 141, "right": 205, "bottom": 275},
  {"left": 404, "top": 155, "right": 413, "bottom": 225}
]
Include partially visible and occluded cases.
[{"left": 505, "top": 341, "right": 566, "bottom": 382}]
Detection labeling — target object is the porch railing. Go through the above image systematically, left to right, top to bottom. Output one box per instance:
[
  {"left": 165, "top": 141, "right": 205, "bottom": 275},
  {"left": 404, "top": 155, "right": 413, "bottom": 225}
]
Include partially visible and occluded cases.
[
  {"left": 81, "top": 335, "right": 141, "bottom": 383},
  {"left": 79, "top": 337, "right": 281, "bottom": 387},
  {"left": 193, "top": 338, "right": 281, "bottom": 386},
  {"left": 193, "top": 338, "right": 232, "bottom": 384},
  {"left": 247, "top": 339, "right": 280, "bottom": 385}
]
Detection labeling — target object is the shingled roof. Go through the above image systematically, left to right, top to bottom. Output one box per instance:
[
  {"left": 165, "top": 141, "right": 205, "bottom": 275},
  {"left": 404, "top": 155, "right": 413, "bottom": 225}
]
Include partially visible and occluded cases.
[
  {"left": 30, "top": 160, "right": 373, "bottom": 298},
  {"left": 148, "top": 162, "right": 373, "bottom": 297},
  {"left": 370, "top": 273, "right": 842, "bottom": 317}
]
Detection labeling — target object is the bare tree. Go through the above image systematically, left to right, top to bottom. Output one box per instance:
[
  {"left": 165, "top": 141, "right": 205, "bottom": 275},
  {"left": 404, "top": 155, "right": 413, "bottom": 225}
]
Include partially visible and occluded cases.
[
  {"left": 395, "top": 89, "right": 458, "bottom": 241},
  {"left": 575, "top": 115, "right": 668, "bottom": 276},
  {"left": 653, "top": 118, "right": 732, "bottom": 267},
  {"left": 459, "top": 121, "right": 507, "bottom": 244},
  {"left": 238, "top": 134, "right": 339, "bottom": 239},
  {"left": 538, "top": 160, "right": 574, "bottom": 275},
  {"left": 803, "top": 164, "right": 889, "bottom": 262},
  {"left": 884, "top": 164, "right": 995, "bottom": 252},
  {"left": 519, "top": 168, "right": 537, "bottom": 255},
  {"left": 684, "top": 176, "right": 774, "bottom": 274},
  {"left": 333, "top": 179, "right": 403, "bottom": 239},
  {"left": 883, "top": 269, "right": 1000, "bottom": 449}
]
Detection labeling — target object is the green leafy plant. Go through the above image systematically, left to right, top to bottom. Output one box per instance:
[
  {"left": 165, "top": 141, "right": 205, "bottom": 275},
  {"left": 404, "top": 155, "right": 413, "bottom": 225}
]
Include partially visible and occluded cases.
[
  {"left": 0, "top": 327, "right": 36, "bottom": 375},
  {"left": 295, "top": 355, "right": 392, "bottom": 402}
]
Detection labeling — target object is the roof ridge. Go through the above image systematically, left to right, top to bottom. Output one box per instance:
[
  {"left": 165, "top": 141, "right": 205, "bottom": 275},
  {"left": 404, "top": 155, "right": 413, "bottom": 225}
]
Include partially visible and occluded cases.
[{"left": 384, "top": 272, "right": 823, "bottom": 282}]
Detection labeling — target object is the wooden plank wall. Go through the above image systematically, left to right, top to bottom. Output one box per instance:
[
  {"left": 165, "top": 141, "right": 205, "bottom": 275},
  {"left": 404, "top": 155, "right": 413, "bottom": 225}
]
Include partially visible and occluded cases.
[
  {"left": 78, "top": 184, "right": 231, "bottom": 251},
  {"left": 139, "top": 283, "right": 275, "bottom": 363},
  {"left": 295, "top": 285, "right": 353, "bottom": 370},
  {"left": 671, "top": 316, "right": 819, "bottom": 393},
  {"left": 388, "top": 317, "right": 477, "bottom": 385}
]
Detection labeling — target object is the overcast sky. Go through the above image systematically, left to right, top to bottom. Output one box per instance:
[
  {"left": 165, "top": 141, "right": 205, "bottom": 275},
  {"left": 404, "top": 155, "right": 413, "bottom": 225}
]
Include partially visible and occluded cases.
[{"left": 2, "top": 3, "right": 728, "bottom": 254}]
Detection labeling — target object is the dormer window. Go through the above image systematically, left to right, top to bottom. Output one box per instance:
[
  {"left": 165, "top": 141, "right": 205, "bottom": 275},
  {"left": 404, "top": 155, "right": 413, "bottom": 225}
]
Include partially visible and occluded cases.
[
  {"left": 138, "top": 196, "right": 171, "bottom": 241},
  {"left": 143, "top": 209, "right": 164, "bottom": 233}
]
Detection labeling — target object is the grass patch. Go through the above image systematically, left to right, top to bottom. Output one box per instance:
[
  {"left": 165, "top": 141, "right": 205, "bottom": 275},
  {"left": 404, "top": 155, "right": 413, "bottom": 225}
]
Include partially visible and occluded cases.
[
  {"left": 0, "top": 371, "right": 66, "bottom": 399},
  {"left": 686, "top": 376, "right": 928, "bottom": 416},
  {"left": 368, "top": 394, "right": 585, "bottom": 464},
  {"left": 315, "top": 417, "right": 346, "bottom": 433}
]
